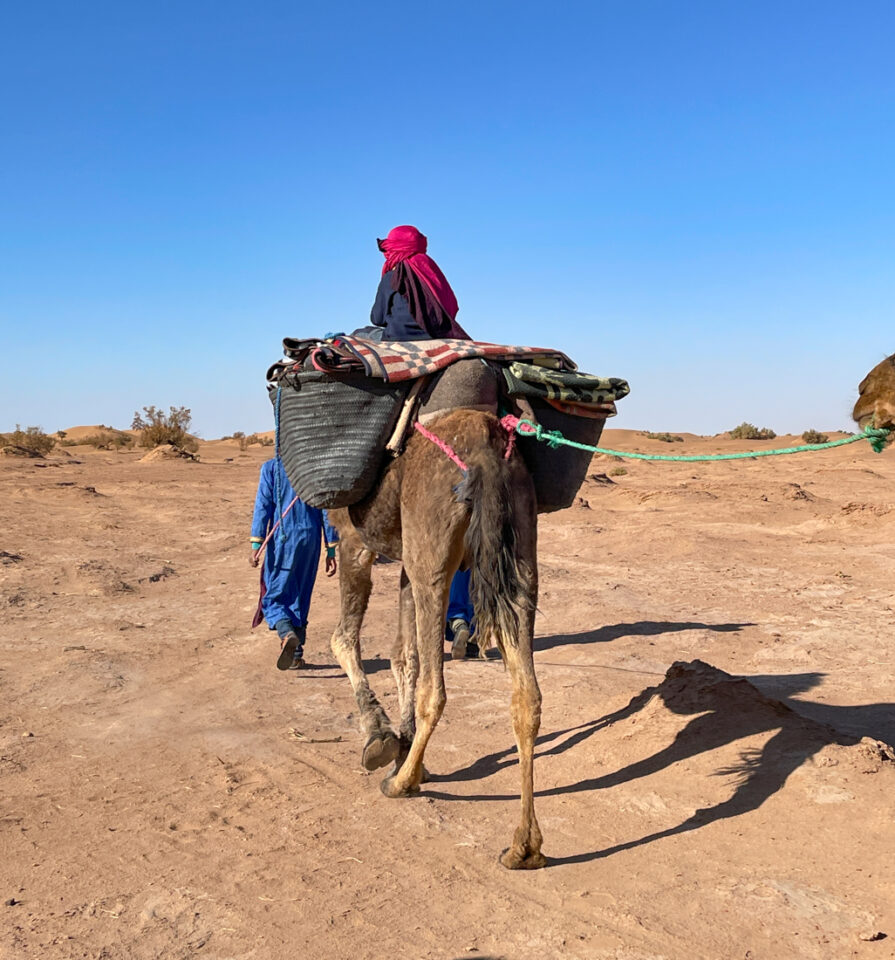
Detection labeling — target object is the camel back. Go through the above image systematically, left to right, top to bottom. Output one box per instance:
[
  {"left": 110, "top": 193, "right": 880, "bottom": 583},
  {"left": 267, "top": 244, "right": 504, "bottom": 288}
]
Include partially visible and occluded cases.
[{"left": 417, "top": 361, "right": 602, "bottom": 510}]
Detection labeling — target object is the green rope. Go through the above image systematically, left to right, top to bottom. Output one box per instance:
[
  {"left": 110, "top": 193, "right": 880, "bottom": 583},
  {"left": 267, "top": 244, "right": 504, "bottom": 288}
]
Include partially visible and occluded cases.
[{"left": 514, "top": 419, "right": 891, "bottom": 462}]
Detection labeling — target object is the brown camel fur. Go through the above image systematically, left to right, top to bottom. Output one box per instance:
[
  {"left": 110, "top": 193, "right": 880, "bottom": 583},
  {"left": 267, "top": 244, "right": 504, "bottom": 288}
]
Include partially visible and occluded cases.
[
  {"left": 854, "top": 352, "right": 895, "bottom": 436},
  {"left": 327, "top": 408, "right": 546, "bottom": 869}
]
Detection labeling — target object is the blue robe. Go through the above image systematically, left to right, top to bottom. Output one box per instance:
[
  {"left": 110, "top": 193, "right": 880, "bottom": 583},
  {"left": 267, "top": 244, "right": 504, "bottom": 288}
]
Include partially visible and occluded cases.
[
  {"left": 252, "top": 458, "right": 339, "bottom": 630},
  {"left": 446, "top": 568, "right": 475, "bottom": 641}
]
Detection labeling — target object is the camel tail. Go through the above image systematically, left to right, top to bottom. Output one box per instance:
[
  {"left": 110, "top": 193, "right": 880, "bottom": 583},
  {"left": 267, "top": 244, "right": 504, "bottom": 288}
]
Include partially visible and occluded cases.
[{"left": 456, "top": 432, "right": 534, "bottom": 653}]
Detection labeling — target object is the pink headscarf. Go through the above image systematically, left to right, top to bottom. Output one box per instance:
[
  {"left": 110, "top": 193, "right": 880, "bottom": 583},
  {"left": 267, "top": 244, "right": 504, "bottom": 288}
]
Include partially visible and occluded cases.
[{"left": 378, "top": 225, "right": 460, "bottom": 321}]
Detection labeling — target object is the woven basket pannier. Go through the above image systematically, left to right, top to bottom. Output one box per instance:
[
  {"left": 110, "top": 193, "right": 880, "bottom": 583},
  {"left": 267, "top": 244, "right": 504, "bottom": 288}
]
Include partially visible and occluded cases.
[
  {"left": 270, "top": 370, "right": 409, "bottom": 509},
  {"left": 517, "top": 399, "right": 604, "bottom": 513}
]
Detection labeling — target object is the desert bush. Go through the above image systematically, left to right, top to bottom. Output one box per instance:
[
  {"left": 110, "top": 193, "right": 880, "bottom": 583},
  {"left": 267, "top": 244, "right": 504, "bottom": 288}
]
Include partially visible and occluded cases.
[
  {"left": 131, "top": 406, "right": 198, "bottom": 451},
  {"left": 728, "top": 422, "right": 776, "bottom": 440},
  {"left": 3, "top": 425, "right": 56, "bottom": 455},
  {"left": 802, "top": 429, "right": 829, "bottom": 445},
  {"left": 221, "top": 430, "right": 273, "bottom": 451},
  {"left": 643, "top": 431, "right": 683, "bottom": 443},
  {"left": 80, "top": 432, "right": 134, "bottom": 450},
  {"left": 610, "top": 466, "right": 628, "bottom": 476}
]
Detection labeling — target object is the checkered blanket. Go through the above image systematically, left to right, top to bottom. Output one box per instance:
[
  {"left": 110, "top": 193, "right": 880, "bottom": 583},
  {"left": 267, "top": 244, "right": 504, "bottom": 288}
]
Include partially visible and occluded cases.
[{"left": 308, "top": 336, "right": 576, "bottom": 383}]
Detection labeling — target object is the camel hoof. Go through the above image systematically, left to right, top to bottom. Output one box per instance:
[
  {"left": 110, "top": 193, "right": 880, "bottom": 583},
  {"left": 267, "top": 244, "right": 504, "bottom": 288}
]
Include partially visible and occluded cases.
[
  {"left": 362, "top": 732, "right": 400, "bottom": 772},
  {"left": 387, "top": 759, "right": 429, "bottom": 781},
  {"left": 380, "top": 775, "right": 420, "bottom": 799},
  {"left": 499, "top": 847, "right": 548, "bottom": 870}
]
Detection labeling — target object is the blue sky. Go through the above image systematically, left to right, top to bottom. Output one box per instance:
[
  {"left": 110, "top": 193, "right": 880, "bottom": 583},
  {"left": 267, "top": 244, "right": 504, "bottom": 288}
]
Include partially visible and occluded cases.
[{"left": 1, "top": 1, "right": 893, "bottom": 437}]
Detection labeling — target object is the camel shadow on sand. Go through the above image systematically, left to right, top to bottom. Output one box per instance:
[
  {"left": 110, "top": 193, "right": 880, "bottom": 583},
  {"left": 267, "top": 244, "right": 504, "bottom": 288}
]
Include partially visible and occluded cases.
[
  {"left": 352, "top": 619, "right": 750, "bottom": 675},
  {"left": 533, "top": 619, "right": 752, "bottom": 652},
  {"left": 425, "top": 628, "right": 894, "bottom": 865}
]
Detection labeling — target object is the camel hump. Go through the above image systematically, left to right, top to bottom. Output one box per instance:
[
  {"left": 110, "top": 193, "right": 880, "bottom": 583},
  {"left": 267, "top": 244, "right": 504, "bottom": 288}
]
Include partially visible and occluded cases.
[{"left": 417, "top": 359, "right": 500, "bottom": 424}]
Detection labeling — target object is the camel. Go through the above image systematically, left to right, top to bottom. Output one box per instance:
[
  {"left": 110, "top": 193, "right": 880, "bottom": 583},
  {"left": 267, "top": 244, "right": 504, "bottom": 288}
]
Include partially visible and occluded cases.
[
  {"left": 854, "top": 352, "right": 895, "bottom": 434},
  {"left": 326, "top": 408, "right": 546, "bottom": 870}
]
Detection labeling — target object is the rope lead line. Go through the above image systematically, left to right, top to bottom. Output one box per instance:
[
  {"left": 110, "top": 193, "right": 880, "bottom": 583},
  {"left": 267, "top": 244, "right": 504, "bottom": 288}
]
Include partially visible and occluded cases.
[{"left": 508, "top": 417, "right": 890, "bottom": 462}]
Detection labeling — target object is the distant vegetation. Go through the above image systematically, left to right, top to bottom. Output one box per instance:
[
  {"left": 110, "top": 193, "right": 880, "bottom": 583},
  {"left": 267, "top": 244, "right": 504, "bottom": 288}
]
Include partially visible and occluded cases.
[
  {"left": 132, "top": 406, "right": 198, "bottom": 452},
  {"left": 728, "top": 422, "right": 777, "bottom": 440},
  {"left": 1, "top": 425, "right": 56, "bottom": 456},
  {"left": 59, "top": 428, "right": 134, "bottom": 450},
  {"left": 801, "top": 429, "right": 829, "bottom": 445},
  {"left": 222, "top": 431, "right": 274, "bottom": 451},
  {"left": 642, "top": 431, "right": 683, "bottom": 443},
  {"left": 82, "top": 432, "right": 134, "bottom": 450},
  {"left": 610, "top": 466, "right": 628, "bottom": 476}
]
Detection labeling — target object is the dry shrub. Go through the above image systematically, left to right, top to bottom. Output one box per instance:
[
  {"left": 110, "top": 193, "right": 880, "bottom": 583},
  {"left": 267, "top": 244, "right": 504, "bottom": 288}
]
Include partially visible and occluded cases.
[
  {"left": 132, "top": 406, "right": 198, "bottom": 452},
  {"left": 729, "top": 422, "right": 777, "bottom": 440},
  {"left": 2, "top": 425, "right": 56, "bottom": 455},
  {"left": 802, "top": 429, "right": 829, "bottom": 444},
  {"left": 222, "top": 431, "right": 272, "bottom": 451},
  {"left": 643, "top": 431, "right": 683, "bottom": 443},
  {"left": 81, "top": 432, "right": 134, "bottom": 450},
  {"left": 610, "top": 466, "right": 628, "bottom": 476}
]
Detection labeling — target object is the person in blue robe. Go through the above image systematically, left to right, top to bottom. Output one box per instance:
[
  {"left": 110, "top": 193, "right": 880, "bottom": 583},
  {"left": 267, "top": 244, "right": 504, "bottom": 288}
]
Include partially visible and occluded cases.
[
  {"left": 250, "top": 457, "right": 339, "bottom": 670},
  {"left": 445, "top": 568, "right": 476, "bottom": 659}
]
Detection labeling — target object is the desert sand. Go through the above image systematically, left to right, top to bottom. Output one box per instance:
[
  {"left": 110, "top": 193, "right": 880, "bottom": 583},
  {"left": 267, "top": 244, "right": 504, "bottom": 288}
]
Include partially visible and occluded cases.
[{"left": 1, "top": 428, "right": 894, "bottom": 959}]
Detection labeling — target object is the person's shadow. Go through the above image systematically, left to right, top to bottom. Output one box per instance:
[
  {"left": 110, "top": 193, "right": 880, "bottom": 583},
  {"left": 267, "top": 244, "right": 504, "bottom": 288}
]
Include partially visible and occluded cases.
[{"left": 426, "top": 658, "right": 892, "bottom": 866}]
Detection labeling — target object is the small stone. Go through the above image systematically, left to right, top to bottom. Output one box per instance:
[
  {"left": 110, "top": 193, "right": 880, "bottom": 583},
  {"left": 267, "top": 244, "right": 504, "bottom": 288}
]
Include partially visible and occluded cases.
[
  {"left": 21, "top": 732, "right": 34, "bottom": 739},
  {"left": 5, "top": 898, "right": 20, "bottom": 906},
  {"left": 858, "top": 931, "right": 886, "bottom": 942}
]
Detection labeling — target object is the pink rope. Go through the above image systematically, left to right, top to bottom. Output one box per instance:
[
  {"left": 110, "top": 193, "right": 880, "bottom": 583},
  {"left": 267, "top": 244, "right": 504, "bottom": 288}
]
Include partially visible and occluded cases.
[
  {"left": 499, "top": 414, "right": 519, "bottom": 459},
  {"left": 413, "top": 421, "right": 468, "bottom": 473},
  {"left": 256, "top": 495, "right": 299, "bottom": 558}
]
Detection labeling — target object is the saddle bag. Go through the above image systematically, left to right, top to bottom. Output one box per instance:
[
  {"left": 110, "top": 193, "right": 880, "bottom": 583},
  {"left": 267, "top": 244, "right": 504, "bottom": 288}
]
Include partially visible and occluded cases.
[
  {"left": 270, "top": 368, "right": 409, "bottom": 509},
  {"left": 516, "top": 400, "right": 606, "bottom": 513}
]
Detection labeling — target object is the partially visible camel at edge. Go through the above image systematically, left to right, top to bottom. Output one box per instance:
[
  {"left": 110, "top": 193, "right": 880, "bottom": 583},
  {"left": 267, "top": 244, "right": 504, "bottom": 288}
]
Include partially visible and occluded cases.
[
  {"left": 854, "top": 352, "right": 895, "bottom": 436},
  {"left": 327, "top": 408, "right": 546, "bottom": 870}
]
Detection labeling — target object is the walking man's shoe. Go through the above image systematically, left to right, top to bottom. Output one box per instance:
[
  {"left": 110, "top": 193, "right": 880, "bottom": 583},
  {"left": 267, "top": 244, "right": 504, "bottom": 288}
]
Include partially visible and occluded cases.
[{"left": 449, "top": 618, "right": 470, "bottom": 660}]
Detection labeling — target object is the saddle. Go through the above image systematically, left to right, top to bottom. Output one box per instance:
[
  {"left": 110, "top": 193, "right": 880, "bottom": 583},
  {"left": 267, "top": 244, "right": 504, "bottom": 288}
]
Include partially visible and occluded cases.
[{"left": 266, "top": 335, "right": 629, "bottom": 513}]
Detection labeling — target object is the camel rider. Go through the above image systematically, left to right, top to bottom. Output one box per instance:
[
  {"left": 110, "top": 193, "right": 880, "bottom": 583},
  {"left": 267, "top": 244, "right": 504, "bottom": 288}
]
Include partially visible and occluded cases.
[
  {"left": 370, "top": 225, "right": 471, "bottom": 342},
  {"left": 371, "top": 226, "right": 478, "bottom": 658},
  {"left": 250, "top": 457, "right": 338, "bottom": 670}
]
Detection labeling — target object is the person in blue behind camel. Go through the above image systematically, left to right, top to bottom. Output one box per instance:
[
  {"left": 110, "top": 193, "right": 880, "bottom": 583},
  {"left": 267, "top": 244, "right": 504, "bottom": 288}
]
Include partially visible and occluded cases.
[{"left": 250, "top": 456, "right": 338, "bottom": 670}]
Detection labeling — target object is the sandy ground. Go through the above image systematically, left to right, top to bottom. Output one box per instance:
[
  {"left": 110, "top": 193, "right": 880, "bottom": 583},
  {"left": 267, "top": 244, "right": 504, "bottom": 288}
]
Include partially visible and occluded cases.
[{"left": 1, "top": 428, "right": 894, "bottom": 960}]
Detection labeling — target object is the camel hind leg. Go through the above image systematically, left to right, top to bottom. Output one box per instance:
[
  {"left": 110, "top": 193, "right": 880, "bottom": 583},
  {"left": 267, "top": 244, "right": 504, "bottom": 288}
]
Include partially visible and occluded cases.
[
  {"left": 460, "top": 436, "right": 545, "bottom": 868},
  {"left": 380, "top": 508, "right": 464, "bottom": 797},
  {"left": 328, "top": 518, "right": 399, "bottom": 771},
  {"left": 389, "top": 568, "right": 419, "bottom": 771},
  {"left": 380, "top": 572, "right": 450, "bottom": 798},
  {"left": 498, "top": 599, "right": 546, "bottom": 870}
]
